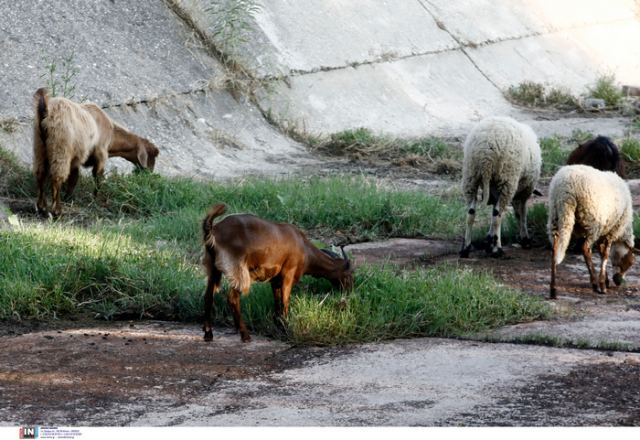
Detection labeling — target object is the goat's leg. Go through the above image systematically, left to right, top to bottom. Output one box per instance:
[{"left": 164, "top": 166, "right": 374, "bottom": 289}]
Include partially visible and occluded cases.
[
  {"left": 91, "top": 153, "right": 106, "bottom": 197},
  {"left": 35, "top": 166, "right": 48, "bottom": 215},
  {"left": 65, "top": 166, "right": 80, "bottom": 200},
  {"left": 50, "top": 176, "right": 65, "bottom": 217},
  {"left": 460, "top": 197, "right": 477, "bottom": 258},
  {"left": 550, "top": 233, "right": 558, "bottom": 299},
  {"left": 581, "top": 239, "right": 599, "bottom": 293},
  {"left": 597, "top": 239, "right": 611, "bottom": 294},
  {"left": 203, "top": 269, "right": 222, "bottom": 342},
  {"left": 280, "top": 271, "right": 298, "bottom": 320},
  {"left": 270, "top": 276, "right": 284, "bottom": 326},
  {"left": 227, "top": 288, "right": 251, "bottom": 342}
]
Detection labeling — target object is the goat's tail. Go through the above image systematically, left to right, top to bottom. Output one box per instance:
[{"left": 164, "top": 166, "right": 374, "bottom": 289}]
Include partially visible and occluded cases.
[
  {"left": 33, "top": 88, "right": 49, "bottom": 148},
  {"left": 202, "top": 203, "right": 227, "bottom": 246}
]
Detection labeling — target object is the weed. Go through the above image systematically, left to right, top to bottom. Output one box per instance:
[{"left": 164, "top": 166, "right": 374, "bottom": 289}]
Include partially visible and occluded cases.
[
  {"left": 205, "top": 0, "right": 262, "bottom": 66},
  {"left": 40, "top": 51, "right": 79, "bottom": 99},
  {"left": 586, "top": 74, "right": 624, "bottom": 108},
  {"left": 506, "top": 82, "right": 579, "bottom": 110},
  {"left": 540, "top": 136, "right": 567, "bottom": 176},
  {"left": 620, "top": 137, "right": 640, "bottom": 162}
]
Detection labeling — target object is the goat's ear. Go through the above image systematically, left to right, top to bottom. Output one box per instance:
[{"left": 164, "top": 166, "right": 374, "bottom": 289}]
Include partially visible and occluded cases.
[
  {"left": 136, "top": 144, "right": 149, "bottom": 169},
  {"left": 533, "top": 189, "right": 543, "bottom": 197}
]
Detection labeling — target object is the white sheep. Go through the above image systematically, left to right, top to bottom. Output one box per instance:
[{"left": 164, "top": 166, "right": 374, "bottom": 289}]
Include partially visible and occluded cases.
[
  {"left": 460, "top": 116, "right": 541, "bottom": 258},
  {"left": 548, "top": 164, "right": 635, "bottom": 298}
]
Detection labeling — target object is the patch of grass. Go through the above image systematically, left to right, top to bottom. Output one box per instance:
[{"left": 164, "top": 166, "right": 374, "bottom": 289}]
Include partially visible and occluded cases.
[
  {"left": 41, "top": 51, "right": 79, "bottom": 99},
  {"left": 586, "top": 74, "right": 624, "bottom": 108},
  {"left": 506, "top": 82, "right": 579, "bottom": 110},
  {"left": 315, "top": 128, "right": 463, "bottom": 175},
  {"left": 540, "top": 136, "right": 567, "bottom": 176},
  {"left": 620, "top": 137, "right": 640, "bottom": 162},
  {"left": 0, "top": 145, "right": 552, "bottom": 344},
  {"left": 0, "top": 148, "right": 33, "bottom": 198},
  {"left": 0, "top": 225, "right": 203, "bottom": 321},
  {"left": 281, "top": 264, "right": 550, "bottom": 345},
  {"left": 497, "top": 333, "right": 636, "bottom": 353}
]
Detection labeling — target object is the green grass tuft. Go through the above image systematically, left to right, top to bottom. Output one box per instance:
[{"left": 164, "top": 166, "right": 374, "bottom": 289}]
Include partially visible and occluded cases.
[
  {"left": 587, "top": 74, "right": 624, "bottom": 107},
  {"left": 540, "top": 136, "right": 568, "bottom": 176}
]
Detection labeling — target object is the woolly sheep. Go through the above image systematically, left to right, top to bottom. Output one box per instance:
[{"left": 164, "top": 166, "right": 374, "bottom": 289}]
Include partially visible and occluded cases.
[
  {"left": 460, "top": 116, "right": 541, "bottom": 258},
  {"left": 548, "top": 164, "right": 635, "bottom": 298}
]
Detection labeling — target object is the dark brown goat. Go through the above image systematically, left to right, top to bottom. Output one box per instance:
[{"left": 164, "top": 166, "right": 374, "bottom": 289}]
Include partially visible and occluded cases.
[
  {"left": 566, "top": 136, "right": 625, "bottom": 177},
  {"left": 201, "top": 204, "right": 354, "bottom": 342}
]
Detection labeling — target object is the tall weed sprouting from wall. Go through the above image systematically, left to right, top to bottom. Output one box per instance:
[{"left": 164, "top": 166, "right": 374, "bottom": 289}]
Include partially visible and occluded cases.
[{"left": 205, "top": 0, "right": 262, "bottom": 65}]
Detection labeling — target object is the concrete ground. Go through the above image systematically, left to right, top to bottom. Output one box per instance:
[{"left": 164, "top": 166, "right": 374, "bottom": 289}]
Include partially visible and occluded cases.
[{"left": 0, "top": 322, "right": 638, "bottom": 426}]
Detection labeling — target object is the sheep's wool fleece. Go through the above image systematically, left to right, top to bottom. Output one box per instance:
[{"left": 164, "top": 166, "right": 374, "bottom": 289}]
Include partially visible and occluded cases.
[
  {"left": 462, "top": 116, "right": 541, "bottom": 203},
  {"left": 548, "top": 164, "right": 634, "bottom": 262}
]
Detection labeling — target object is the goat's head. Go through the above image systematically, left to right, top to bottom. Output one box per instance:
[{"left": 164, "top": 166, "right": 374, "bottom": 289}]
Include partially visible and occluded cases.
[
  {"left": 134, "top": 138, "right": 160, "bottom": 172},
  {"left": 611, "top": 240, "right": 635, "bottom": 286},
  {"left": 321, "top": 246, "right": 354, "bottom": 291}
]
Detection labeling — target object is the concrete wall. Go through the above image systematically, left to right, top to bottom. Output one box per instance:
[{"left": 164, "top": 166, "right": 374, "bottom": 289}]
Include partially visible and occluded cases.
[
  {"left": 0, "top": 0, "right": 310, "bottom": 178},
  {"left": 1, "top": 0, "right": 638, "bottom": 178}
]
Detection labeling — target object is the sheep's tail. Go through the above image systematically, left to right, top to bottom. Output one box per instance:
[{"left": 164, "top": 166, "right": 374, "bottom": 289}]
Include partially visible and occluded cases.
[
  {"left": 34, "top": 88, "right": 49, "bottom": 148},
  {"left": 480, "top": 172, "right": 491, "bottom": 206},
  {"left": 202, "top": 203, "right": 227, "bottom": 246},
  {"left": 548, "top": 203, "right": 575, "bottom": 265}
]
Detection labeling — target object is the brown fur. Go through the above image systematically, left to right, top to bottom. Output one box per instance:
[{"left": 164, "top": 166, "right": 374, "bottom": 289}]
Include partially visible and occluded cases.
[
  {"left": 32, "top": 88, "right": 160, "bottom": 216},
  {"left": 33, "top": 88, "right": 111, "bottom": 216},
  {"left": 108, "top": 123, "right": 159, "bottom": 171},
  {"left": 201, "top": 204, "right": 354, "bottom": 342}
]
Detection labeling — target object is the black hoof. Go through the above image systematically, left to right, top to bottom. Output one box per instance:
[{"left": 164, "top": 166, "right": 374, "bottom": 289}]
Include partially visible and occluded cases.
[
  {"left": 459, "top": 246, "right": 471, "bottom": 258},
  {"left": 490, "top": 248, "right": 504, "bottom": 258},
  {"left": 549, "top": 288, "right": 557, "bottom": 299},
  {"left": 204, "top": 330, "right": 213, "bottom": 342}
]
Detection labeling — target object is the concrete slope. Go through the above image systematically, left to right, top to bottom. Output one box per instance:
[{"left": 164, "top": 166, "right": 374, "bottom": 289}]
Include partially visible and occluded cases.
[
  {"left": 0, "top": 0, "right": 311, "bottom": 178},
  {"left": 174, "top": 0, "right": 640, "bottom": 137}
]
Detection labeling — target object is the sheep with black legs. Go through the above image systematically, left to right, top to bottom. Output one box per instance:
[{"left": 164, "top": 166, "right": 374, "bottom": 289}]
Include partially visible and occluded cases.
[
  {"left": 460, "top": 116, "right": 541, "bottom": 258},
  {"left": 548, "top": 164, "right": 634, "bottom": 298}
]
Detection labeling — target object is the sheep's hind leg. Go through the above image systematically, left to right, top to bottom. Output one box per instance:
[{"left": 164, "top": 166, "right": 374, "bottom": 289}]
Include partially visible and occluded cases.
[
  {"left": 35, "top": 166, "right": 48, "bottom": 216},
  {"left": 513, "top": 196, "right": 532, "bottom": 249},
  {"left": 460, "top": 199, "right": 477, "bottom": 258},
  {"left": 486, "top": 200, "right": 505, "bottom": 258},
  {"left": 597, "top": 239, "right": 611, "bottom": 294},
  {"left": 228, "top": 288, "right": 251, "bottom": 342}
]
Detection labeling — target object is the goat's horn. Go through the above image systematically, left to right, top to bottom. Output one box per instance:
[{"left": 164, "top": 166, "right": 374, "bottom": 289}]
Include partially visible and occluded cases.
[{"left": 340, "top": 245, "right": 349, "bottom": 260}]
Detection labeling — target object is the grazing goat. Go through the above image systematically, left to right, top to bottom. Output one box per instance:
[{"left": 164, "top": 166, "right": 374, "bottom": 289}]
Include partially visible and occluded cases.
[
  {"left": 33, "top": 88, "right": 159, "bottom": 216},
  {"left": 33, "top": 88, "right": 110, "bottom": 216},
  {"left": 460, "top": 116, "right": 542, "bottom": 257},
  {"left": 107, "top": 123, "right": 159, "bottom": 172},
  {"left": 566, "top": 135, "right": 625, "bottom": 177},
  {"left": 548, "top": 165, "right": 635, "bottom": 298},
  {"left": 202, "top": 204, "right": 354, "bottom": 342}
]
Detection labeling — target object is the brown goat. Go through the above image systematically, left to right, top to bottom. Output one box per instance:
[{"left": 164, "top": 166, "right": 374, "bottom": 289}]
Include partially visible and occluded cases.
[
  {"left": 33, "top": 88, "right": 160, "bottom": 216},
  {"left": 33, "top": 88, "right": 110, "bottom": 216},
  {"left": 108, "top": 123, "right": 159, "bottom": 171},
  {"left": 566, "top": 135, "right": 625, "bottom": 177},
  {"left": 202, "top": 204, "right": 354, "bottom": 342}
]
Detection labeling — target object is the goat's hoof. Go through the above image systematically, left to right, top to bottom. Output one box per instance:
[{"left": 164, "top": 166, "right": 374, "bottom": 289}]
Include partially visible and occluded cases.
[
  {"left": 520, "top": 237, "right": 533, "bottom": 249},
  {"left": 459, "top": 246, "right": 471, "bottom": 258},
  {"left": 490, "top": 248, "right": 504, "bottom": 258},
  {"left": 613, "top": 273, "right": 624, "bottom": 286},
  {"left": 549, "top": 288, "right": 557, "bottom": 300},
  {"left": 203, "top": 330, "right": 213, "bottom": 342},
  {"left": 241, "top": 333, "right": 252, "bottom": 343}
]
